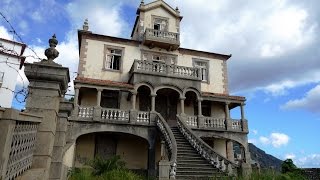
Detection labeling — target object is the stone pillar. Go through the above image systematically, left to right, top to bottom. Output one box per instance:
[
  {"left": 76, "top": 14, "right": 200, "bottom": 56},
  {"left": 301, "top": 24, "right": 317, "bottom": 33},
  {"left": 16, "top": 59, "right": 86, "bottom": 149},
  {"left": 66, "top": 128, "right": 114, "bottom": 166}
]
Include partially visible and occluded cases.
[
  {"left": 24, "top": 61, "right": 70, "bottom": 179},
  {"left": 73, "top": 87, "right": 79, "bottom": 116},
  {"left": 96, "top": 88, "right": 102, "bottom": 107},
  {"left": 132, "top": 91, "right": 137, "bottom": 110},
  {"left": 151, "top": 93, "right": 156, "bottom": 112},
  {"left": 180, "top": 97, "right": 185, "bottom": 115},
  {"left": 197, "top": 98, "right": 204, "bottom": 128},
  {"left": 50, "top": 100, "right": 73, "bottom": 180},
  {"left": 225, "top": 102, "right": 232, "bottom": 130},
  {"left": 240, "top": 103, "right": 245, "bottom": 120},
  {"left": 226, "top": 140, "right": 234, "bottom": 162},
  {"left": 148, "top": 146, "right": 156, "bottom": 177},
  {"left": 159, "top": 160, "right": 170, "bottom": 180}
]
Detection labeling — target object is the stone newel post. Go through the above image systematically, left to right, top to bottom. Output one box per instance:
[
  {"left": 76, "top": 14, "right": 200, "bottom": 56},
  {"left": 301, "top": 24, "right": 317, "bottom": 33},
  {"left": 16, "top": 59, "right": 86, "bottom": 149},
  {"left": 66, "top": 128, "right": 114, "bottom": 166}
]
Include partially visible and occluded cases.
[{"left": 24, "top": 34, "right": 70, "bottom": 179}]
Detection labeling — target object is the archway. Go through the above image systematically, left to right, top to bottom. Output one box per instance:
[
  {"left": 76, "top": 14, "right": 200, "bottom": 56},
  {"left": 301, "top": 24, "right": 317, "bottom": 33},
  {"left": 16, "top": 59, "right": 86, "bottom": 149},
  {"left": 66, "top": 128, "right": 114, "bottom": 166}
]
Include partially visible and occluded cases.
[
  {"left": 137, "top": 85, "right": 151, "bottom": 111},
  {"left": 155, "top": 88, "right": 180, "bottom": 126}
]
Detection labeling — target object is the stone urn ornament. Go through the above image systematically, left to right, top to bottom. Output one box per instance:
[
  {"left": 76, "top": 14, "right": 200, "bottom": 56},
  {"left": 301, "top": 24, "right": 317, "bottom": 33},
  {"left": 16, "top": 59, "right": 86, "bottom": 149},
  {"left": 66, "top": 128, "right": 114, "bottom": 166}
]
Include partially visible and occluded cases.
[{"left": 41, "top": 34, "right": 61, "bottom": 66}]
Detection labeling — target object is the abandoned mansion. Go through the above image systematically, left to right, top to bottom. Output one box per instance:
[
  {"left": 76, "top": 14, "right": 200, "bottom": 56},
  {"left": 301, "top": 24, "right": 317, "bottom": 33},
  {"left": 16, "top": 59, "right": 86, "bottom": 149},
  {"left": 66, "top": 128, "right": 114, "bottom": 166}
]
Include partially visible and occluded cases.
[{"left": 0, "top": 0, "right": 252, "bottom": 179}]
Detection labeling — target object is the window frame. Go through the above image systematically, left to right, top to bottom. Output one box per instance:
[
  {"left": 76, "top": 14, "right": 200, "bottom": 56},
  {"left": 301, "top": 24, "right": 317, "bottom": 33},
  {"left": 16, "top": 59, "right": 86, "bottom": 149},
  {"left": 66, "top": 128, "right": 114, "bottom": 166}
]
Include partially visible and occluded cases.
[
  {"left": 152, "top": 15, "right": 169, "bottom": 31},
  {"left": 103, "top": 45, "right": 125, "bottom": 72},
  {"left": 193, "top": 58, "right": 209, "bottom": 83}
]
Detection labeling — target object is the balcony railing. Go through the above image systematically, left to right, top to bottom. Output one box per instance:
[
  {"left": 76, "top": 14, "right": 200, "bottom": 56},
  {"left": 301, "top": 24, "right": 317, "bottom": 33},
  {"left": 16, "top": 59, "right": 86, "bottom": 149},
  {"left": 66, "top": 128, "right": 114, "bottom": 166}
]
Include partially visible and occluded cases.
[
  {"left": 144, "top": 28, "right": 179, "bottom": 44},
  {"left": 131, "top": 60, "right": 202, "bottom": 81},
  {"left": 75, "top": 106, "right": 152, "bottom": 125},
  {"left": 183, "top": 115, "right": 248, "bottom": 132}
]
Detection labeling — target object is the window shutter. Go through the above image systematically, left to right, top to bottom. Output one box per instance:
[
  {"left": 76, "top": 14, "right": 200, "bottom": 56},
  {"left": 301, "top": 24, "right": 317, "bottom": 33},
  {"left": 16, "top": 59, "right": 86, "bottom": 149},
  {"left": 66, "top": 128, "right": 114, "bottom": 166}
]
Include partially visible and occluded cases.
[{"left": 105, "top": 54, "right": 112, "bottom": 69}]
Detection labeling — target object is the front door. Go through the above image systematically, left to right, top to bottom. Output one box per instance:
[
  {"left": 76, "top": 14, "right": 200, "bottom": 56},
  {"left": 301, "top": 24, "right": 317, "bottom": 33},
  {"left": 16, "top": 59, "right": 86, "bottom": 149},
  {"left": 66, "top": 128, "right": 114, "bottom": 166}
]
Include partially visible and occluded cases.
[{"left": 155, "top": 93, "right": 178, "bottom": 126}]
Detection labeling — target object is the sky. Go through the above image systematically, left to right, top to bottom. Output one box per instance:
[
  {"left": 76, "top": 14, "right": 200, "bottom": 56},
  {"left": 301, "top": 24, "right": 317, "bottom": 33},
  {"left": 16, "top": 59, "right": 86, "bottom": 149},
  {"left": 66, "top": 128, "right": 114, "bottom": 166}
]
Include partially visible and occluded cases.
[{"left": 0, "top": 0, "right": 319, "bottom": 168}]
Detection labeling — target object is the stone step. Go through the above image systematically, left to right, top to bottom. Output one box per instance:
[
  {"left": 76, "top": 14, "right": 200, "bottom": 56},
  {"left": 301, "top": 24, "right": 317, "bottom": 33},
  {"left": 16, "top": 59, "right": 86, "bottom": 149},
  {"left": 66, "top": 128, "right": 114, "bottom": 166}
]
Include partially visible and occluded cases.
[
  {"left": 177, "top": 166, "right": 217, "bottom": 171},
  {"left": 176, "top": 170, "right": 220, "bottom": 175},
  {"left": 175, "top": 174, "right": 229, "bottom": 180}
]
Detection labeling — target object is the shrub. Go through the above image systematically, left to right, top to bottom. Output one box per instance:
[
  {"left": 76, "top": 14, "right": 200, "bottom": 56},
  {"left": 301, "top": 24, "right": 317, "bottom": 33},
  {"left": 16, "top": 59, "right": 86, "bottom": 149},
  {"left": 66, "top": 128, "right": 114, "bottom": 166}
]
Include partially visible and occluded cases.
[{"left": 87, "top": 155, "right": 125, "bottom": 176}]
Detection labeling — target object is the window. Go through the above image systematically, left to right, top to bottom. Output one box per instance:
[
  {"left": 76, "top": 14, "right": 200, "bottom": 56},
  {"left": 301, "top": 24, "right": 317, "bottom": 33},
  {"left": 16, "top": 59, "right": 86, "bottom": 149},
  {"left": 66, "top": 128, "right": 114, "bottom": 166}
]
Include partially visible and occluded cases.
[
  {"left": 153, "top": 17, "right": 168, "bottom": 31},
  {"left": 105, "top": 49, "right": 122, "bottom": 71},
  {"left": 193, "top": 60, "right": 209, "bottom": 82},
  {"left": 0, "top": 72, "right": 4, "bottom": 87}
]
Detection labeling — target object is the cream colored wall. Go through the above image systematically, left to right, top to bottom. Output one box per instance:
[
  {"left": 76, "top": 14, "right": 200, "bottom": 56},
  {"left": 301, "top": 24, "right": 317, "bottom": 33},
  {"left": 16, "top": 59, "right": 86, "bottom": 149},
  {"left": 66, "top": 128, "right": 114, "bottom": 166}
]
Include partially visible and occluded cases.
[
  {"left": 144, "top": 8, "right": 177, "bottom": 33},
  {"left": 83, "top": 39, "right": 140, "bottom": 82},
  {"left": 83, "top": 39, "right": 225, "bottom": 94},
  {"left": 80, "top": 90, "right": 97, "bottom": 106},
  {"left": 119, "top": 91, "right": 131, "bottom": 110},
  {"left": 184, "top": 102, "right": 195, "bottom": 116},
  {"left": 211, "top": 103, "right": 225, "bottom": 118},
  {"left": 74, "top": 133, "right": 95, "bottom": 167},
  {"left": 116, "top": 137, "right": 148, "bottom": 169},
  {"left": 214, "top": 139, "right": 227, "bottom": 158},
  {"left": 63, "top": 142, "right": 76, "bottom": 168}
]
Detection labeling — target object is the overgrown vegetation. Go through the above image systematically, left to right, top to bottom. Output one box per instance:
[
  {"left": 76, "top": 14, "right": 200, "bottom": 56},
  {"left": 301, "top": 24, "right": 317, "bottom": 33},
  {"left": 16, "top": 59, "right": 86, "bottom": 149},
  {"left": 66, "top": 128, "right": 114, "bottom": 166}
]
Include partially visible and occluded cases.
[
  {"left": 68, "top": 155, "right": 146, "bottom": 180},
  {"left": 234, "top": 159, "right": 307, "bottom": 180}
]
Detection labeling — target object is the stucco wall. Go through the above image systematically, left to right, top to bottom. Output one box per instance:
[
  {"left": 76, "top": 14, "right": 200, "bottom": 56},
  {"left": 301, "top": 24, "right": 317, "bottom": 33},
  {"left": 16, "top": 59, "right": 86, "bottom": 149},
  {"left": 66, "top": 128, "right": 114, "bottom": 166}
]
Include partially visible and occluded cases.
[
  {"left": 144, "top": 8, "right": 177, "bottom": 33},
  {"left": 81, "top": 38, "right": 226, "bottom": 94},
  {"left": 0, "top": 54, "right": 20, "bottom": 108},
  {"left": 79, "top": 88, "right": 97, "bottom": 106},
  {"left": 211, "top": 102, "right": 225, "bottom": 118},
  {"left": 75, "top": 133, "right": 95, "bottom": 167},
  {"left": 116, "top": 137, "right": 148, "bottom": 169},
  {"left": 214, "top": 139, "right": 227, "bottom": 158}
]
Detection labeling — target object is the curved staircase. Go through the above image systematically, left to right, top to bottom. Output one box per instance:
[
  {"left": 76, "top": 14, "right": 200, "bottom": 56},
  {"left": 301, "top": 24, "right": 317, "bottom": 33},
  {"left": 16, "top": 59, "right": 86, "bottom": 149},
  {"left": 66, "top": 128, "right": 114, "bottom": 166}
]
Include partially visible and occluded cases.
[{"left": 171, "top": 127, "right": 229, "bottom": 180}]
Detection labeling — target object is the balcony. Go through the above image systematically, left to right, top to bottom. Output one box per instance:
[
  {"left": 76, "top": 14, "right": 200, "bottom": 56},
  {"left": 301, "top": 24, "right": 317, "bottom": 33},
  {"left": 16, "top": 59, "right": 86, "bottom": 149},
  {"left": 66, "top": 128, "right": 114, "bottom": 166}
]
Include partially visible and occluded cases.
[
  {"left": 143, "top": 28, "right": 180, "bottom": 50},
  {"left": 129, "top": 60, "right": 202, "bottom": 89},
  {"left": 74, "top": 106, "right": 248, "bottom": 133},
  {"left": 183, "top": 115, "right": 248, "bottom": 133}
]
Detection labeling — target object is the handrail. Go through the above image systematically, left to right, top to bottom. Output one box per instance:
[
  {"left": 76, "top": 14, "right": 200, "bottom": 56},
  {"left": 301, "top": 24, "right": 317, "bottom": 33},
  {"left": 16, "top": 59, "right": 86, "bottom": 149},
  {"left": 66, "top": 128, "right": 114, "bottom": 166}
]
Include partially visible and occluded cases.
[
  {"left": 155, "top": 112, "right": 177, "bottom": 179},
  {"left": 177, "top": 115, "right": 239, "bottom": 175}
]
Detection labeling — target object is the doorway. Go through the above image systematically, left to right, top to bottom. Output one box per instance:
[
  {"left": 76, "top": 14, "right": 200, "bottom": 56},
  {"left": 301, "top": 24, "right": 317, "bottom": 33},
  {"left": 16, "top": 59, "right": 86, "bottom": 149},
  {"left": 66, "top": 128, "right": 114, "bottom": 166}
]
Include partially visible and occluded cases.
[{"left": 155, "top": 88, "right": 179, "bottom": 126}]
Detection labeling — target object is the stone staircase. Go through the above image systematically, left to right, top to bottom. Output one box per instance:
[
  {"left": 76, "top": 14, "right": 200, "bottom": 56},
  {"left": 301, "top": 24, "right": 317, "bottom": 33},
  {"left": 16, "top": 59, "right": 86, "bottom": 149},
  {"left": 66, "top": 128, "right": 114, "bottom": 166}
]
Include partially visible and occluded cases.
[{"left": 171, "top": 127, "right": 229, "bottom": 180}]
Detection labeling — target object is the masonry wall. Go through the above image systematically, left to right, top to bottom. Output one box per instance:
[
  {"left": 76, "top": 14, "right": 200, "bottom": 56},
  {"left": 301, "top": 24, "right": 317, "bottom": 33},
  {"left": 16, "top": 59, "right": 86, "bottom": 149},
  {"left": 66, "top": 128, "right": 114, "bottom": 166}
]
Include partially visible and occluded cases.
[{"left": 79, "top": 37, "right": 226, "bottom": 94}]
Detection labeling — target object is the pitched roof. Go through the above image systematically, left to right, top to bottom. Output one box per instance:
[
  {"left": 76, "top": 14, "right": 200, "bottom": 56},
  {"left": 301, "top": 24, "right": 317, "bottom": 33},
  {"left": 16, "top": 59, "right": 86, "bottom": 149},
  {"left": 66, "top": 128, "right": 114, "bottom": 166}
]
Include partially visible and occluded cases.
[
  {"left": 75, "top": 77, "right": 134, "bottom": 89},
  {"left": 202, "top": 92, "right": 245, "bottom": 101}
]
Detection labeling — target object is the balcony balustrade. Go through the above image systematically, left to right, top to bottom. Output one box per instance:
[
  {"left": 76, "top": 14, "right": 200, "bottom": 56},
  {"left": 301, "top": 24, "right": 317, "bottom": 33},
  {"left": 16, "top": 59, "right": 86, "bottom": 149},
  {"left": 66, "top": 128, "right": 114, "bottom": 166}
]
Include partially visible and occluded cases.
[
  {"left": 143, "top": 28, "right": 180, "bottom": 50},
  {"left": 131, "top": 59, "right": 202, "bottom": 81}
]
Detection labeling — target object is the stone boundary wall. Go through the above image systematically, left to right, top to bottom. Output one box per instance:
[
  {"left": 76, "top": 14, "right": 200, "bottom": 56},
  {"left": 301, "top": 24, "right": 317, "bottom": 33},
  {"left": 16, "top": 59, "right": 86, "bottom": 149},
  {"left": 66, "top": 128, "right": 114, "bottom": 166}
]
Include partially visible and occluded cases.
[{"left": 0, "top": 108, "right": 42, "bottom": 180}]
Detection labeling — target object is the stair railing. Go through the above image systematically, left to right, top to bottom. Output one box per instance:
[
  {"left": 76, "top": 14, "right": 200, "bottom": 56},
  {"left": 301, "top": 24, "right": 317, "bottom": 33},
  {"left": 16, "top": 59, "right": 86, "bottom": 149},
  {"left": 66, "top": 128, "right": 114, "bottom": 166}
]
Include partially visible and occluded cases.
[
  {"left": 155, "top": 112, "right": 177, "bottom": 179},
  {"left": 177, "top": 115, "right": 239, "bottom": 176}
]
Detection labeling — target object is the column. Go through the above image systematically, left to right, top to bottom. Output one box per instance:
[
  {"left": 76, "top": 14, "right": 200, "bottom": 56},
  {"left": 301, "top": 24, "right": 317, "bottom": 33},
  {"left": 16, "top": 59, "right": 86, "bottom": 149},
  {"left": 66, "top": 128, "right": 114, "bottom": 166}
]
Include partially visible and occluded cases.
[
  {"left": 73, "top": 87, "right": 79, "bottom": 116},
  {"left": 96, "top": 88, "right": 102, "bottom": 107},
  {"left": 132, "top": 91, "right": 137, "bottom": 110},
  {"left": 151, "top": 93, "right": 156, "bottom": 112},
  {"left": 180, "top": 96, "right": 185, "bottom": 115},
  {"left": 197, "top": 98, "right": 204, "bottom": 128},
  {"left": 197, "top": 98, "right": 203, "bottom": 116},
  {"left": 225, "top": 102, "right": 231, "bottom": 130},
  {"left": 225, "top": 102, "right": 230, "bottom": 119},
  {"left": 240, "top": 103, "right": 245, "bottom": 120},
  {"left": 226, "top": 140, "right": 234, "bottom": 162}
]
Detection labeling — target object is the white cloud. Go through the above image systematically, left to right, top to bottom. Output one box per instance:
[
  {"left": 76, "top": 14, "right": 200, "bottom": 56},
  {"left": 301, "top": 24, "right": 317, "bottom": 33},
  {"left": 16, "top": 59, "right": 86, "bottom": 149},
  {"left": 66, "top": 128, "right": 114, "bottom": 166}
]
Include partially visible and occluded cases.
[
  {"left": 66, "top": 0, "right": 128, "bottom": 37},
  {"left": 0, "top": 26, "right": 11, "bottom": 39},
  {"left": 281, "top": 84, "right": 320, "bottom": 113},
  {"left": 252, "top": 129, "right": 258, "bottom": 135},
  {"left": 259, "top": 133, "right": 290, "bottom": 148},
  {"left": 248, "top": 139, "right": 257, "bottom": 144},
  {"left": 285, "top": 153, "right": 296, "bottom": 159},
  {"left": 295, "top": 154, "right": 320, "bottom": 168}
]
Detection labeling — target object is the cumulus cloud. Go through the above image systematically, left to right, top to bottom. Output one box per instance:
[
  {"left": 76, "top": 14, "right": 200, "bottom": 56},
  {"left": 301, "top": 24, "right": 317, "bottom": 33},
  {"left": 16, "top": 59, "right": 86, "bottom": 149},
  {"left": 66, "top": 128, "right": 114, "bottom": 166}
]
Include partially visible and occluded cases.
[
  {"left": 172, "top": 0, "right": 320, "bottom": 94},
  {"left": 0, "top": 26, "right": 11, "bottom": 39},
  {"left": 281, "top": 84, "right": 320, "bottom": 113},
  {"left": 259, "top": 133, "right": 290, "bottom": 148},
  {"left": 285, "top": 153, "right": 296, "bottom": 160},
  {"left": 295, "top": 154, "right": 320, "bottom": 168}
]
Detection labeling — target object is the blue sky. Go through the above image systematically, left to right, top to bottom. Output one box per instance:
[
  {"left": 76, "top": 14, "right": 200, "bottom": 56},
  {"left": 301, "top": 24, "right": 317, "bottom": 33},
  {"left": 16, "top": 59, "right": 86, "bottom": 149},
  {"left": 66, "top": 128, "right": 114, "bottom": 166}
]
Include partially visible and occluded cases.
[{"left": 1, "top": 0, "right": 319, "bottom": 168}]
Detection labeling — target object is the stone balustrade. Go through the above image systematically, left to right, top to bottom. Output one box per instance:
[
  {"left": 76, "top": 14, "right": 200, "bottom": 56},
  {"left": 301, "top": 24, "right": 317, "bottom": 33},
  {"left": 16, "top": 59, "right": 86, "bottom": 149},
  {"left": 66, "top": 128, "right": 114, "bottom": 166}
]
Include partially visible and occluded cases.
[
  {"left": 145, "top": 28, "right": 179, "bottom": 43},
  {"left": 131, "top": 59, "right": 202, "bottom": 80},
  {"left": 78, "top": 106, "right": 93, "bottom": 118},
  {"left": 0, "top": 108, "right": 42, "bottom": 180},
  {"left": 101, "top": 108, "right": 129, "bottom": 122},
  {"left": 137, "top": 111, "right": 150, "bottom": 123},
  {"left": 155, "top": 113, "right": 177, "bottom": 179},
  {"left": 177, "top": 115, "right": 238, "bottom": 176},
  {"left": 184, "top": 115, "right": 247, "bottom": 132},
  {"left": 186, "top": 116, "right": 198, "bottom": 127},
  {"left": 204, "top": 117, "right": 225, "bottom": 129}
]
